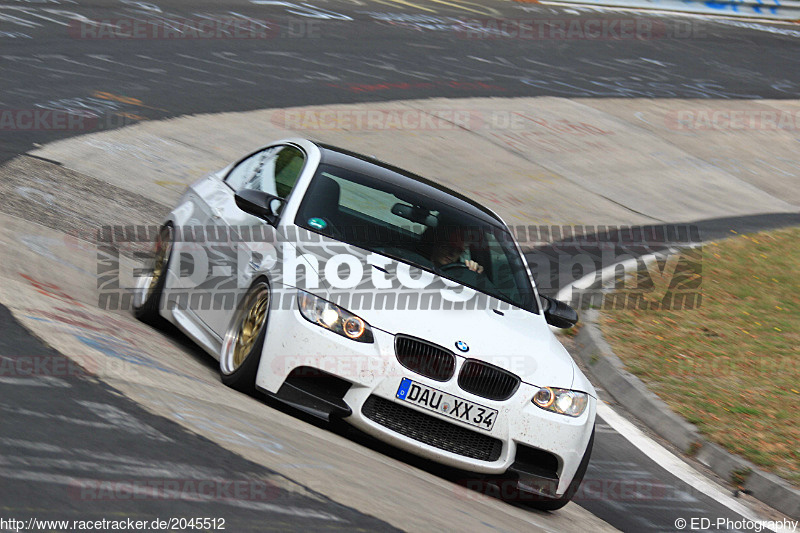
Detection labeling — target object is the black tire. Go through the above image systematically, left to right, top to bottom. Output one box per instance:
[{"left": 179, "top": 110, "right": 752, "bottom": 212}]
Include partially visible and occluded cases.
[
  {"left": 132, "top": 224, "right": 173, "bottom": 326},
  {"left": 219, "top": 279, "right": 270, "bottom": 394},
  {"left": 527, "top": 427, "right": 595, "bottom": 511}
]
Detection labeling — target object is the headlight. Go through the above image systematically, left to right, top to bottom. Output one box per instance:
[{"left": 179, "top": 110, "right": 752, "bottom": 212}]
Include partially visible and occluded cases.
[
  {"left": 297, "top": 290, "right": 374, "bottom": 343},
  {"left": 532, "top": 387, "right": 588, "bottom": 417}
]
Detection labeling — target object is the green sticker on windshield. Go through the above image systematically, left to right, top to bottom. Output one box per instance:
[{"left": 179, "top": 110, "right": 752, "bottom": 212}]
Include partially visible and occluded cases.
[{"left": 308, "top": 217, "right": 327, "bottom": 230}]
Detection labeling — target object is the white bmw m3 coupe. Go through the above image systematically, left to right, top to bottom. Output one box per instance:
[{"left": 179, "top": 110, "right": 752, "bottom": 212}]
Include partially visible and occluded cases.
[{"left": 133, "top": 138, "right": 596, "bottom": 510}]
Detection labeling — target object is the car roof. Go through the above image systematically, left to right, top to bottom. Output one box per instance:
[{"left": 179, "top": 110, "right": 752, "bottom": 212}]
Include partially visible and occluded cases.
[{"left": 314, "top": 142, "right": 507, "bottom": 230}]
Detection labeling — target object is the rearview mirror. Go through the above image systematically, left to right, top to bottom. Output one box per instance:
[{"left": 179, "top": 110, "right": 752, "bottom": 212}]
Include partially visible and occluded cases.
[
  {"left": 234, "top": 189, "right": 283, "bottom": 226},
  {"left": 391, "top": 203, "right": 438, "bottom": 227},
  {"left": 540, "top": 295, "right": 579, "bottom": 329}
]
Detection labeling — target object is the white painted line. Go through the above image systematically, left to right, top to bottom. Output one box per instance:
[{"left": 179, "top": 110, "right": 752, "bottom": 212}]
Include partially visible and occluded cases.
[
  {"left": 550, "top": 248, "right": 674, "bottom": 335},
  {"left": 555, "top": 248, "right": 683, "bottom": 303},
  {"left": 597, "top": 402, "right": 786, "bottom": 532}
]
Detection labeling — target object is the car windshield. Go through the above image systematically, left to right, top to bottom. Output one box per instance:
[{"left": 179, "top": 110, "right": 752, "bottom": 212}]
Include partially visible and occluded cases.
[{"left": 295, "top": 163, "right": 537, "bottom": 313}]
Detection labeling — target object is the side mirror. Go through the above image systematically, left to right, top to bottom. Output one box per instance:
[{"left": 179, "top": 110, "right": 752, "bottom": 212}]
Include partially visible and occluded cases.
[
  {"left": 235, "top": 189, "right": 283, "bottom": 226},
  {"left": 540, "top": 295, "right": 579, "bottom": 329}
]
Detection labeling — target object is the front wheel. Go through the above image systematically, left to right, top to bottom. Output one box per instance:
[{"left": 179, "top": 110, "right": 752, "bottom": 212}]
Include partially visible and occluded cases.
[
  {"left": 132, "top": 224, "right": 173, "bottom": 325},
  {"left": 219, "top": 279, "right": 270, "bottom": 394}
]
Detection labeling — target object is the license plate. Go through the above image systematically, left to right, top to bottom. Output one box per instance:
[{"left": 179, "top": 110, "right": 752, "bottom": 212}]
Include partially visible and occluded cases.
[{"left": 395, "top": 378, "right": 498, "bottom": 431}]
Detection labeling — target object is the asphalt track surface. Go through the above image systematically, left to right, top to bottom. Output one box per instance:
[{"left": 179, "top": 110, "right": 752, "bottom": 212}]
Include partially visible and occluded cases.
[
  {"left": 2, "top": 0, "right": 800, "bottom": 531},
  {"left": 2, "top": 0, "right": 800, "bottom": 164},
  {"left": 0, "top": 307, "right": 399, "bottom": 532}
]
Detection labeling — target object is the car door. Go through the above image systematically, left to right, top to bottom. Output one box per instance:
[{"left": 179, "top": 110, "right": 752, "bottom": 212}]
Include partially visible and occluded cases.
[{"left": 190, "top": 144, "right": 306, "bottom": 337}]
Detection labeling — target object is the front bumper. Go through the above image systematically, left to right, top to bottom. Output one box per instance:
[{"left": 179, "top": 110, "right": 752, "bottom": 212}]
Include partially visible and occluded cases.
[{"left": 254, "top": 291, "right": 596, "bottom": 496}]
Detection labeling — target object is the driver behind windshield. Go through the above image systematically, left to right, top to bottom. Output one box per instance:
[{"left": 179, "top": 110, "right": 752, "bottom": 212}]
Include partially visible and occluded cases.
[{"left": 421, "top": 227, "right": 484, "bottom": 274}]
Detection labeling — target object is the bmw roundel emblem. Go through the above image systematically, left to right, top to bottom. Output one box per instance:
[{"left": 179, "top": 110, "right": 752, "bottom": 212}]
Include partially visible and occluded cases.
[{"left": 455, "top": 340, "right": 469, "bottom": 352}]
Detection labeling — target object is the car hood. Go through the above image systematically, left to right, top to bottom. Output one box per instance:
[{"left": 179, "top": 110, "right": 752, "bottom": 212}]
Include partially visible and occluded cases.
[{"left": 285, "top": 236, "right": 577, "bottom": 390}]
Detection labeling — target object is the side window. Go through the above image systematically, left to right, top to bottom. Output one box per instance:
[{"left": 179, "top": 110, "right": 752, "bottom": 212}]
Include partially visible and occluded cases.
[
  {"left": 224, "top": 145, "right": 305, "bottom": 199},
  {"left": 273, "top": 145, "right": 305, "bottom": 198},
  {"left": 224, "top": 147, "right": 276, "bottom": 192}
]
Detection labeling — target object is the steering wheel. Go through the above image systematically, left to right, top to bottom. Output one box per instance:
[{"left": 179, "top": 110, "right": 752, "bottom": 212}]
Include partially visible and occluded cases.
[{"left": 438, "top": 261, "right": 470, "bottom": 272}]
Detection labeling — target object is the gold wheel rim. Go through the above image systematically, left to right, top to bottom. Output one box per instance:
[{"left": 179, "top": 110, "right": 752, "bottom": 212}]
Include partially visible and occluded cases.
[{"left": 231, "top": 287, "right": 269, "bottom": 370}]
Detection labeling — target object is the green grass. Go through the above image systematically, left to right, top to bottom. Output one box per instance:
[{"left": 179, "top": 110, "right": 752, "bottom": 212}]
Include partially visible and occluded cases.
[{"left": 599, "top": 227, "right": 800, "bottom": 486}]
